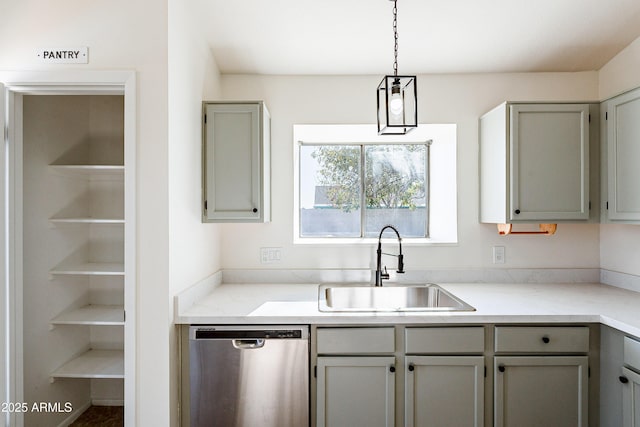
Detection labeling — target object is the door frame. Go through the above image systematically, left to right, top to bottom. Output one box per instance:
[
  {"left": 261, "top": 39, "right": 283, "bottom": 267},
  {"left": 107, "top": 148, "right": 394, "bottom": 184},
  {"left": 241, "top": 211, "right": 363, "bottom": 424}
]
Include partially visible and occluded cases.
[{"left": 0, "top": 70, "right": 136, "bottom": 427}]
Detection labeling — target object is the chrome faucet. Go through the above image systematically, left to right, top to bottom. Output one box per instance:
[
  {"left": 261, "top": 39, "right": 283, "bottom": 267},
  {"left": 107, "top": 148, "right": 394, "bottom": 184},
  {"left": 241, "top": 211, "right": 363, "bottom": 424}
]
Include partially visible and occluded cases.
[{"left": 375, "top": 225, "right": 405, "bottom": 286}]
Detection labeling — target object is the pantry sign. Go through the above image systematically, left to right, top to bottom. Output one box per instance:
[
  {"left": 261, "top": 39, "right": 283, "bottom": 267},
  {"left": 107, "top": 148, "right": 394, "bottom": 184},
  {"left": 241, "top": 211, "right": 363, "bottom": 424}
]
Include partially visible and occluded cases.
[{"left": 37, "top": 47, "right": 89, "bottom": 64}]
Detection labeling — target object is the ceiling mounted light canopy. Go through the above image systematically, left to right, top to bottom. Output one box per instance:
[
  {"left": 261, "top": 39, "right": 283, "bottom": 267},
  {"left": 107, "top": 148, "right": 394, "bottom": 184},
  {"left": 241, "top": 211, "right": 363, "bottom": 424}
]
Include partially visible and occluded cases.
[{"left": 377, "top": 0, "right": 417, "bottom": 135}]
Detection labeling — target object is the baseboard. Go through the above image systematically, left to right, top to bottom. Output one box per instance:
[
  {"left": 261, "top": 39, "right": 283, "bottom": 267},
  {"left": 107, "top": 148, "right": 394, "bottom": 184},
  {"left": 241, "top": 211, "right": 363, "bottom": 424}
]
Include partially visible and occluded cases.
[{"left": 91, "top": 399, "right": 124, "bottom": 406}]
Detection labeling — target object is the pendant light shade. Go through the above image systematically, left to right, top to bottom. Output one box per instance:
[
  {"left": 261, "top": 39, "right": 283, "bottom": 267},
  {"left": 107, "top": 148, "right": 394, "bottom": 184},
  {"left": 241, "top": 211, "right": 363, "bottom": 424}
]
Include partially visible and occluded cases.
[
  {"left": 377, "top": 0, "right": 417, "bottom": 135},
  {"left": 377, "top": 75, "right": 417, "bottom": 135}
]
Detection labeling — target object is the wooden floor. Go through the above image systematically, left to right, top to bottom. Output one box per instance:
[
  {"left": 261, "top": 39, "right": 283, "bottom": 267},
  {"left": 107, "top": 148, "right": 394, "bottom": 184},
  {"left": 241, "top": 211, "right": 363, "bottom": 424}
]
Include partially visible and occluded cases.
[{"left": 70, "top": 406, "right": 124, "bottom": 427}]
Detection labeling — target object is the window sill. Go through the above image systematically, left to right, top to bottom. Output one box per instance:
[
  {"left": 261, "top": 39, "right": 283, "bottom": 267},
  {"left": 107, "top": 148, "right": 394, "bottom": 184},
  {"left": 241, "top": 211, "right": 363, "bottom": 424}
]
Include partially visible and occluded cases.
[{"left": 293, "top": 237, "right": 458, "bottom": 246}]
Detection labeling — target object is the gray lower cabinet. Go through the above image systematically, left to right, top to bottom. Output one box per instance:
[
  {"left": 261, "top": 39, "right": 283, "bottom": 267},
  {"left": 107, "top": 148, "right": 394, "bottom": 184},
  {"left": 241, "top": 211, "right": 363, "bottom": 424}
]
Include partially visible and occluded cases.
[
  {"left": 314, "top": 325, "right": 600, "bottom": 427},
  {"left": 600, "top": 325, "right": 626, "bottom": 426},
  {"left": 314, "top": 326, "right": 484, "bottom": 427},
  {"left": 404, "top": 326, "right": 485, "bottom": 427},
  {"left": 494, "top": 326, "right": 590, "bottom": 427},
  {"left": 315, "top": 327, "right": 396, "bottom": 427},
  {"left": 601, "top": 327, "right": 640, "bottom": 427},
  {"left": 623, "top": 336, "right": 640, "bottom": 426},
  {"left": 316, "top": 356, "right": 395, "bottom": 427},
  {"left": 405, "top": 356, "right": 484, "bottom": 427},
  {"left": 494, "top": 356, "right": 588, "bottom": 427},
  {"left": 621, "top": 367, "right": 640, "bottom": 426}
]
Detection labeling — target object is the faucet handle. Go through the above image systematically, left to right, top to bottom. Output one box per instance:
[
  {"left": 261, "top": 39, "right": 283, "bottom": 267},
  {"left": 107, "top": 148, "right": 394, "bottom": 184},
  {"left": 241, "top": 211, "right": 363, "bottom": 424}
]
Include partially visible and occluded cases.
[
  {"left": 397, "top": 254, "right": 405, "bottom": 274},
  {"left": 381, "top": 266, "right": 390, "bottom": 280}
]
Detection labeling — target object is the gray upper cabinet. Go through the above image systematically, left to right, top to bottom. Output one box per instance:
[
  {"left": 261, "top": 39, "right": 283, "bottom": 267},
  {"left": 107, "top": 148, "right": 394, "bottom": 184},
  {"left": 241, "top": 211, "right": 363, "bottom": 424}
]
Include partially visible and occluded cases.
[
  {"left": 603, "top": 87, "right": 640, "bottom": 222},
  {"left": 202, "top": 101, "right": 271, "bottom": 222},
  {"left": 480, "top": 102, "right": 593, "bottom": 223}
]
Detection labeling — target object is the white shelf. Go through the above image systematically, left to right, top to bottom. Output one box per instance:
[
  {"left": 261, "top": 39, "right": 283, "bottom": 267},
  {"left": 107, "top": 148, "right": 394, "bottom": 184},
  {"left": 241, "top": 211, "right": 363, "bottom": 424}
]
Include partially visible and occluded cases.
[
  {"left": 50, "top": 164, "right": 124, "bottom": 177},
  {"left": 49, "top": 217, "right": 125, "bottom": 225},
  {"left": 50, "top": 262, "right": 125, "bottom": 276},
  {"left": 51, "top": 305, "right": 124, "bottom": 326},
  {"left": 51, "top": 349, "right": 124, "bottom": 379}
]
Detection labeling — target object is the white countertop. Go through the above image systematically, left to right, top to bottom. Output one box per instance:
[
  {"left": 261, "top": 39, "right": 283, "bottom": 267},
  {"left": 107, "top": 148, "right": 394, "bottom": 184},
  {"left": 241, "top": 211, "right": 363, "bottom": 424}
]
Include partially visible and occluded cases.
[{"left": 175, "top": 281, "right": 640, "bottom": 337}]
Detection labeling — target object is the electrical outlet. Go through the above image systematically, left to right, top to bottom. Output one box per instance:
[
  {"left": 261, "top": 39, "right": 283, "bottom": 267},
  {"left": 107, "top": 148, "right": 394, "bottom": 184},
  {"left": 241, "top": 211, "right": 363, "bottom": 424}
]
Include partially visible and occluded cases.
[
  {"left": 493, "top": 246, "right": 505, "bottom": 264},
  {"left": 260, "top": 247, "right": 282, "bottom": 264}
]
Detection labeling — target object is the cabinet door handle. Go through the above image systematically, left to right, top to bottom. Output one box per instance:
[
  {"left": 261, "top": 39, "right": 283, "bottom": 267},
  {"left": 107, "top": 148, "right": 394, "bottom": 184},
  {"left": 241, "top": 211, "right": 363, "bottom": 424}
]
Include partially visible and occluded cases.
[
  {"left": 252, "top": 208, "right": 258, "bottom": 213},
  {"left": 514, "top": 209, "right": 521, "bottom": 215},
  {"left": 542, "top": 336, "right": 550, "bottom": 344},
  {"left": 408, "top": 364, "right": 415, "bottom": 372},
  {"left": 498, "top": 365, "right": 505, "bottom": 373},
  {"left": 389, "top": 366, "right": 396, "bottom": 373},
  {"left": 620, "top": 376, "right": 629, "bottom": 384}
]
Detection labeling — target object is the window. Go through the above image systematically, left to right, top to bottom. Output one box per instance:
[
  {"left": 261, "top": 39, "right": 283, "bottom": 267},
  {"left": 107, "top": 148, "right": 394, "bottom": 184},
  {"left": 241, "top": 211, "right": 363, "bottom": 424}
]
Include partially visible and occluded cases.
[
  {"left": 294, "top": 125, "right": 457, "bottom": 243},
  {"left": 299, "top": 144, "right": 429, "bottom": 238}
]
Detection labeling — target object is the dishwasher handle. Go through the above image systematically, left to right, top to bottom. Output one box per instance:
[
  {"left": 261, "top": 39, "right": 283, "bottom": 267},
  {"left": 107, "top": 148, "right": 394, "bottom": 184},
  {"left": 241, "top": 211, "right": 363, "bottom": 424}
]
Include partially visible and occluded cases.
[{"left": 232, "top": 339, "right": 265, "bottom": 349}]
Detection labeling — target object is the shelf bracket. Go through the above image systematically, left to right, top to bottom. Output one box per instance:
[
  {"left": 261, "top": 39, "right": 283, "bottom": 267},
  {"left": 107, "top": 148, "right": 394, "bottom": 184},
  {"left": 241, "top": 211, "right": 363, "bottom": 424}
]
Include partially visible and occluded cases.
[{"left": 497, "top": 223, "right": 557, "bottom": 236}]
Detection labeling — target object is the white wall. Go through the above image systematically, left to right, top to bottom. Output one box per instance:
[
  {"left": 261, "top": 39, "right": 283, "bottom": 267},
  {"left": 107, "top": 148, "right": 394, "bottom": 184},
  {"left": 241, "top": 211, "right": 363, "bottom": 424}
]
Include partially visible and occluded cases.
[
  {"left": 168, "top": 0, "right": 223, "bottom": 425},
  {"left": 168, "top": 0, "right": 222, "bottom": 296},
  {"left": 0, "top": 1, "right": 170, "bottom": 425},
  {"left": 599, "top": 36, "right": 640, "bottom": 277},
  {"left": 599, "top": 36, "right": 640, "bottom": 100},
  {"left": 220, "top": 72, "right": 601, "bottom": 271}
]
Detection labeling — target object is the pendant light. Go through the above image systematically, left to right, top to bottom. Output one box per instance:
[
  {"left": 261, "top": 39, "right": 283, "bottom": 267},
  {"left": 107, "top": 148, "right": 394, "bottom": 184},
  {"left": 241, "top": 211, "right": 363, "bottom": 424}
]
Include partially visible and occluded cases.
[{"left": 377, "top": 0, "right": 417, "bottom": 135}]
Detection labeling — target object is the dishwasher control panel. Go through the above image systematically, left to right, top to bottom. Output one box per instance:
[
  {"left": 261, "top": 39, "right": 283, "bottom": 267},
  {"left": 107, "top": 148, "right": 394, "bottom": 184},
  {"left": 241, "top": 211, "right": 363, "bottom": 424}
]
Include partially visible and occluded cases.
[{"left": 190, "top": 325, "right": 309, "bottom": 340}]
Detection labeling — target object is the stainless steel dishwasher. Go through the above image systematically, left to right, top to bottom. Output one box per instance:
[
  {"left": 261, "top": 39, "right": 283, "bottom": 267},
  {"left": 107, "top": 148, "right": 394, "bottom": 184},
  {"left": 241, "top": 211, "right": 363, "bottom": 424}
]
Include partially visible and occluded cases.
[{"left": 185, "top": 325, "right": 309, "bottom": 427}]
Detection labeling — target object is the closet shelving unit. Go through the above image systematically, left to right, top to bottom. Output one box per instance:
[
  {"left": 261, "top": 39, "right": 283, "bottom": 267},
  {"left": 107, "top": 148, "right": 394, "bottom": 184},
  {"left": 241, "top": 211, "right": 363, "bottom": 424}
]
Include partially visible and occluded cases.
[
  {"left": 45, "top": 100, "right": 126, "bottom": 383},
  {"left": 48, "top": 167, "right": 125, "bottom": 225},
  {"left": 50, "top": 305, "right": 125, "bottom": 326},
  {"left": 51, "top": 350, "right": 124, "bottom": 380}
]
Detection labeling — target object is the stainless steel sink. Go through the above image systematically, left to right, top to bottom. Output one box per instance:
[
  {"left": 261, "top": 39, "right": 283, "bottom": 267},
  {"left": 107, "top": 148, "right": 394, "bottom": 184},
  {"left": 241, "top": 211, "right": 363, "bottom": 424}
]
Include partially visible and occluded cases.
[{"left": 318, "top": 283, "right": 475, "bottom": 312}]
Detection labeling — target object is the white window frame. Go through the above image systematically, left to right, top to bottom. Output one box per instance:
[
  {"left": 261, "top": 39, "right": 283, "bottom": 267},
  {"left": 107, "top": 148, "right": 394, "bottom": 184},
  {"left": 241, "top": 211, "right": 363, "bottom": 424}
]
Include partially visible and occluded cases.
[{"left": 293, "top": 124, "right": 457, "bottom": 245}]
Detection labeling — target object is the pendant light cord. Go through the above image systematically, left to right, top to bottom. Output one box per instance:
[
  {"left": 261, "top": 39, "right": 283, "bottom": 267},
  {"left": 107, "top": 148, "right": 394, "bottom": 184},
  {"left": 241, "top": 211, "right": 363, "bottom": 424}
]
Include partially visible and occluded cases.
[{"left": 393, "top": 0, "right": 398, "bottom": 77}]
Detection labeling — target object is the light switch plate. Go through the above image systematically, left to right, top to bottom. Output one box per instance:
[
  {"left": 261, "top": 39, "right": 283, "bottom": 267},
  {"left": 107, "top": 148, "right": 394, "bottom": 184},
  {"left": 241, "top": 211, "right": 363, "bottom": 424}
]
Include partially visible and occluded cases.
[{"left": 493, "top": 246, "right": 505, "bottom": 264}]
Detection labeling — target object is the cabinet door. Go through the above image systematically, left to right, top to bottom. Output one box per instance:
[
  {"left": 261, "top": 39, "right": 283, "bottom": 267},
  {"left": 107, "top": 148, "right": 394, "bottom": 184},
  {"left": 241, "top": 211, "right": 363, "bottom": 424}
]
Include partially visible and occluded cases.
[
  {"left": 607, "top": 88, "right": 640, "bottom": 221},
  {"left": 203, "top": 102, "right": 269, "bottom": 222},
  {"left": 509, "top": 104, "right": 590, "bottom": 221},
  {"left": 600, "top": 326, "right": 625, "bottom": 427},
  {"left": 317, "top": 356, "right": 395, "bottom": 427},
  {"left": 405, "top": 356, "right": 484, "bottom": 427},
  {"left": 494, "top": 356, "right": 588, "bottom": 427},
  {"left": 622, "top": 367, "right": 640, "bottom": 427}
]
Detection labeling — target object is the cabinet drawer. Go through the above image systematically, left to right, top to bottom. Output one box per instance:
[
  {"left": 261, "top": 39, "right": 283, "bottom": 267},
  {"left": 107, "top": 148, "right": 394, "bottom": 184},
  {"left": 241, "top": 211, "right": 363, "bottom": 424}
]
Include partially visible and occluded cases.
[
  {"left": 495, "top": 326, "right": 589, "bottom": 353},
  {"left": 316, "top": 327, "right": 395, "bottom": 354},
  {"left": 405, "top": 327, "right": 485, "bottom": 354},
  {"left": 624, "top": 336, "right": 640, "bottom": 370}
]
